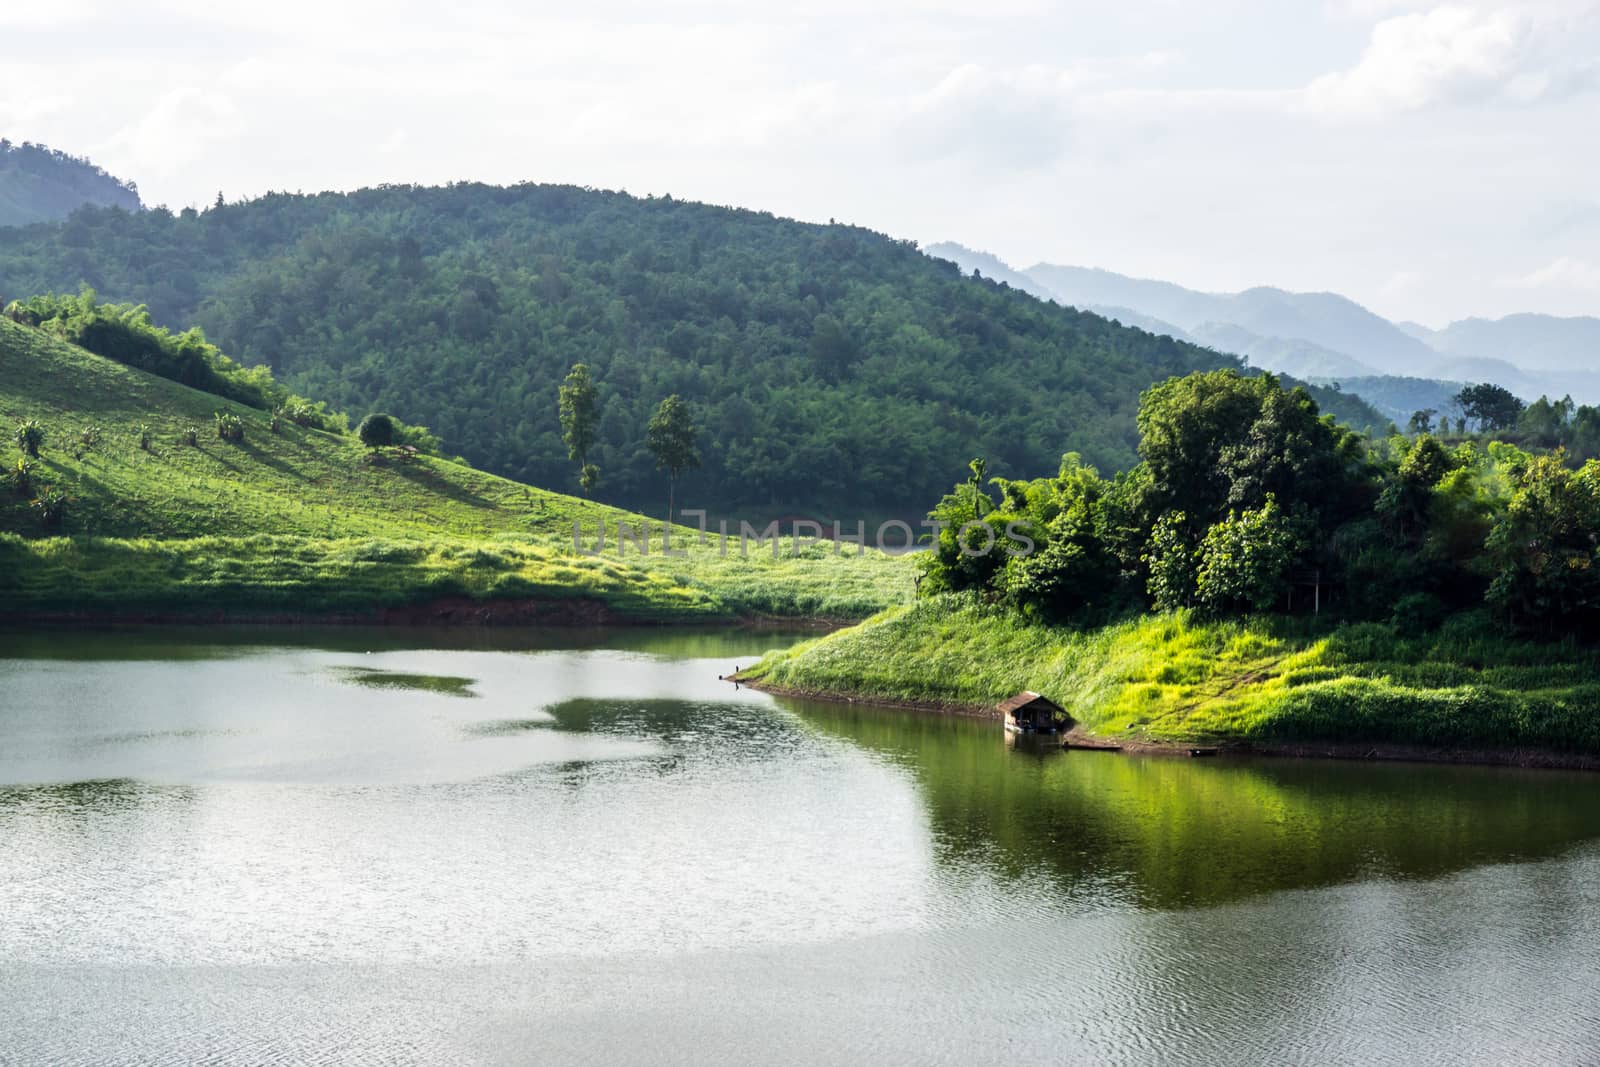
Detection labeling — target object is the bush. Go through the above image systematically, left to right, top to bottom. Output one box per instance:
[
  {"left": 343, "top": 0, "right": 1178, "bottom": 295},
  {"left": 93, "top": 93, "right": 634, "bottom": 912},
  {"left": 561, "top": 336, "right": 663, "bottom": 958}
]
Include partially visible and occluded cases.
[
  {"left": 214, "top": 412, "right": 245, "bottom": 442},
  {"left": 358, "top": 412, "right": 397, "bottom": 450},
  {"left": 13, "top": 419, "right": 43, "bottom": 457},
  {"left": 135, "top": 423, "right": 152, "bottom": 451},
  {"left": 78, "top": 424, "right": 103, "bottom": 450},
  {"left": 181, "top": 426, "right": 200, "bottom": 446},
  {"left": 7, "top": 457, "right": 32, "bottom": 496},
  {"left": 31, "top": 486, "right": 66, "bottom": 527},
  {"left": 1390, "top": 592, "right": 1446, "bottom": 637}
]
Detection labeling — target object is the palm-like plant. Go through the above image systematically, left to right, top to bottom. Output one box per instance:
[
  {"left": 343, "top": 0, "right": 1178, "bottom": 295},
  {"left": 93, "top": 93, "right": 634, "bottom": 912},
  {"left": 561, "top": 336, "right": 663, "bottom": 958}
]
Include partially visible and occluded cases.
[{"left": 13, "top": 419, "right": 43, "bottom": 457}]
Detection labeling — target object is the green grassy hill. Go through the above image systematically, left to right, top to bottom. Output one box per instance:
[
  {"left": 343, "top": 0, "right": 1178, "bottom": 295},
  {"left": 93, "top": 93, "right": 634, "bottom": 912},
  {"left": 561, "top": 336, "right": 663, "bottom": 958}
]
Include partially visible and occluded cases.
[
  {"left": 0, "top": 183, "right": 1269, "bottom": 516},
  {"left": 0, "top": 318, "right": 910, "bottom": 621},
  {"left": 744, "top": 596, "right": 1600, "bottom": 758}
]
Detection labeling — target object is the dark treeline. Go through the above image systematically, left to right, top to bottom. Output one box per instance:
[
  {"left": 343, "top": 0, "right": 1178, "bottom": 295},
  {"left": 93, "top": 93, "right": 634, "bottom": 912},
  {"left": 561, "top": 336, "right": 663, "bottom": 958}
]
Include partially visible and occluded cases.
[
  {"left": 0, "top": 183, "right": 1380, "bottom": 516},
  {"left": 924, "top": 369, "right": 1600, "bottom": 635},
  {"left": 1407, "top": 387, "right": 1600, "bottom": 461}
]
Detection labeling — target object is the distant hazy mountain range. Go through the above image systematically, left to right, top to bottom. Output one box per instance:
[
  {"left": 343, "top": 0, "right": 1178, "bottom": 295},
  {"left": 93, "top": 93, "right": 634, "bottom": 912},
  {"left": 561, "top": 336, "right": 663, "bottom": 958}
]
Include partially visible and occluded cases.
[
  {"left": 0, "top": 140, "right": 141, "bottom": 227},
  {"left": 926, "top": 242, "right": 1600, "bottom": 408}
]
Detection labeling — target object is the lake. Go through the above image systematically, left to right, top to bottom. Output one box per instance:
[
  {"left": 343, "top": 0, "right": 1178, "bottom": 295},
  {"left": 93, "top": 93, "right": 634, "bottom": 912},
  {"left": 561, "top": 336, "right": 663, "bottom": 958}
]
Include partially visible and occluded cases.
[{"left": 3, "top": 626, "right": 1600, "bottom": 1065}]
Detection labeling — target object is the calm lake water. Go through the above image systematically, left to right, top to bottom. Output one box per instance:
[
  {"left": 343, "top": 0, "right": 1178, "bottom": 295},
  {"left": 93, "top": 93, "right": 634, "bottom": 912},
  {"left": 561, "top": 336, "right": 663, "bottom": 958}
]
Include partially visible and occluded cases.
[{"left": 4, "top": 626, "right": 1600, "bottom": 1065}]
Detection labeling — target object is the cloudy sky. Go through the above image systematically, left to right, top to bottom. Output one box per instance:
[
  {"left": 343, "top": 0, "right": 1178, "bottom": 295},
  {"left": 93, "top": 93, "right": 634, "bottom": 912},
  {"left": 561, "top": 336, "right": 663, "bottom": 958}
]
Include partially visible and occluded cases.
[{"left": 3, "top": 0, "right": 1597, "bottom": 325}]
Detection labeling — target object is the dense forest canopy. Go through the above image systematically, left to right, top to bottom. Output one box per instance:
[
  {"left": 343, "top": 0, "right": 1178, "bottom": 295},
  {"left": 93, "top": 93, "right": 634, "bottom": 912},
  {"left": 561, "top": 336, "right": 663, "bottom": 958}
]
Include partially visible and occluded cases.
[
  {"left": 0, "top": 141, "right": 141, "bottom": 227},
  {"left": 0, "top": 182, "right": 1380, "bottom": 517},
  {"left": 922, "top": 369, "right": 1598, "bottom": 635}
]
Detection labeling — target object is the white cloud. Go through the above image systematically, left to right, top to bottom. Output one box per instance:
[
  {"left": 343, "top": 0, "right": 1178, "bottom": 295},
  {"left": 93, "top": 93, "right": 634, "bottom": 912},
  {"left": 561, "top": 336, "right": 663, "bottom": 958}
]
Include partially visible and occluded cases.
[
  {"left": 1302, "top": 2, "right": 1600, "bottom": 116},
  {"left": 1305, "top": 5, "right": 1534, "bottom": 114},
  {"left": 97, "top": 88, "right": 239, "bottom": 180}
]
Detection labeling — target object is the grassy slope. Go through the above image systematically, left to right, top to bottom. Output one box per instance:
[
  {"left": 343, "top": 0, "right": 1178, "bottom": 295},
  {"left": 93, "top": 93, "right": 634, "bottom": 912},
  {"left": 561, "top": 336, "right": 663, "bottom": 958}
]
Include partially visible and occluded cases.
[
  {"left": 0, "top": 319, "right": 910, "bottom": 620},
  {"left": 745, "top": 596, "right": 1600, "bottom": 754}
]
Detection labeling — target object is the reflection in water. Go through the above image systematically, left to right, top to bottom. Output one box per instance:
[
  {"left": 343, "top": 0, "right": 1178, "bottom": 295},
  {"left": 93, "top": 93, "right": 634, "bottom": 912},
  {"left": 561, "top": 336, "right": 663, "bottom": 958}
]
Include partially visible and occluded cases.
[
  {"left": 4, "top": 629, "right": 1600, "bottom": 1064},
  {"left": 331, "top": 666, "right": 480, "bottom": 697},
  {"left": 785, "top": 697, "right": 1600, "bottom": 910}
]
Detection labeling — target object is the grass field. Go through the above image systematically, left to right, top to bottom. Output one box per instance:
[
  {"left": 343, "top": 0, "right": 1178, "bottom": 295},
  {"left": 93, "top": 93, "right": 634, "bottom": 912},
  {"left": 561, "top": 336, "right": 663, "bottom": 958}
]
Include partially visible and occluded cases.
[
  {"left": 0, "top": 318, "right": 912, "bottom": 621},
  {"left": 744, "top": 594, "right": 1600, "bottom": 753}
]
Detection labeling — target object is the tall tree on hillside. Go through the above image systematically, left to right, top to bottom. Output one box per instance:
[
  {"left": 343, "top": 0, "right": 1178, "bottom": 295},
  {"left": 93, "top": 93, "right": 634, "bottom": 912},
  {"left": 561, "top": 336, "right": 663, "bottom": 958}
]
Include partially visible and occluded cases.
[
  {"left": 558, "top": 363, "right": 599, "bottom": 494},
  {"left": 1455, "top": 383, "right": 1524, "bottom": 432},
  {"left": 647, "top": 394, "right": 700, "bottom": 529}
]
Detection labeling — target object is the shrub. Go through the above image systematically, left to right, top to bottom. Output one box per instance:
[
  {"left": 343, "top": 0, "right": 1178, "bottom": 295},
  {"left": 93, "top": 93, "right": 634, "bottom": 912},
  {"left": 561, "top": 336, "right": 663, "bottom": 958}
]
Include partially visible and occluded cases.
[
  {"left": 214, "top": 412, "right": 245, "bottom": 442},
  {"left": 358, "top": 412, "right": 397, "bottom": 451},
  {"left": 13, "top": 419, "right": 44, "bottom": 457},
  {"left": 135, "top": 423, "right": 153, "bottom": 451},
  {"left": 78, "top": 424, "right": 103, "bottom": 450},
  {"left": 181, "top": 426, "right": 200, "bottom": 446},
  {"left": 7, "top": 457, "right": 32, "bottom": 496},
  {"left": 31, "top": 486, "right": 66, "bottom": 527},
  {"left": 1390, "top": 592, "right": 1446, "bottom": 637}
]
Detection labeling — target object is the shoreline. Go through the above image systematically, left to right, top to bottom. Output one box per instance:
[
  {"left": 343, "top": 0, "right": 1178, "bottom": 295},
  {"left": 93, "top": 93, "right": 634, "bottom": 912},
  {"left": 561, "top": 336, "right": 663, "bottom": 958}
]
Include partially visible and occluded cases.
[
  {"left": 0, "top": 597, "right": 857, "bottom": 630},
  {"left": 741, "top": 679, "right": 1600, "bottom": 773}
]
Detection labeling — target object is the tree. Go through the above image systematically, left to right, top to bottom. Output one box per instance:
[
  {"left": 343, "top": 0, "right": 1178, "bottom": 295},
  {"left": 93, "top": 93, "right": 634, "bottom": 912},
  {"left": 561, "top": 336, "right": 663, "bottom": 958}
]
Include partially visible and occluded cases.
[
  {"left": 558, "top": 363, "right": 599, "bottom": 494},
  {"left": 1136, "top": 369, "right": 1366, "bottom": 537},
  {"left": 1455, "top": 383, "right": 1524, "bottom": 432},
  {"left": 646, "top": 394, "right": 700, "bottom": 526},
  {"left": 1408, "top": 409, "right": 1436, "bottom": 435},
  {"left": 357, "top": 412, "right": 396, "bottom": 451},
  {"left": 1486, "top": 456, "right": 1600, "bottom": 632},
  {"left": 1194, "top": 497, "right": 1302, "bottom": 615}
]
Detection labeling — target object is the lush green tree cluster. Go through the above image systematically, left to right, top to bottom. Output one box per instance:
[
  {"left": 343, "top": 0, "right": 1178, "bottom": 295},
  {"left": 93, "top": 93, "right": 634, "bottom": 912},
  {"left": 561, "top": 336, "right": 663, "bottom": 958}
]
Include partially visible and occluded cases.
[
  {"left": 0, "top": 183, "right": 1378, "bottom": 515},
  {"left": 4, "top": 291, "right": 334, "bottom": 424},
  {"left": 922, "top": 368, "right": 1600, "bottom": 636}
]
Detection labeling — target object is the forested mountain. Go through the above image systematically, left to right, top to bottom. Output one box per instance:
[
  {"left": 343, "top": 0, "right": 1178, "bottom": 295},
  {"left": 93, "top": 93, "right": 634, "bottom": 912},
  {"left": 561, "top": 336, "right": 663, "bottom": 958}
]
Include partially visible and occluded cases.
[
  {"left": 0, "top": 141, "right": 141, "bottom": 227},
  {"left": 0, "top": 184, "right": 1298, "bottom": 517}
]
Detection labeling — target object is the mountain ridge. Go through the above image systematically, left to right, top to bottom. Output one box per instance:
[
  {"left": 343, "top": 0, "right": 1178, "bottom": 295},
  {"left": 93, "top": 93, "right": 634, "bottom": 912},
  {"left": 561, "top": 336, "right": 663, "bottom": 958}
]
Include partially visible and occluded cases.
[
  {"left": 0, "top": 140, "right": 141, "bottom": 227},
  {"left": 931, "top": 242, "right": 1600, "bottom": 402}
]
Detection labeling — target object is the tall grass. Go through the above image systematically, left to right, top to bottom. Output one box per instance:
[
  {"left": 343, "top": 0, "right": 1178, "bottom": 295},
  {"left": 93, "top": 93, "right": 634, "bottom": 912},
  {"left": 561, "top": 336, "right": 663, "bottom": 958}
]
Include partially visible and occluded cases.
[{"left": 745, "top": 595, "right": 1600, "bottom": 752}]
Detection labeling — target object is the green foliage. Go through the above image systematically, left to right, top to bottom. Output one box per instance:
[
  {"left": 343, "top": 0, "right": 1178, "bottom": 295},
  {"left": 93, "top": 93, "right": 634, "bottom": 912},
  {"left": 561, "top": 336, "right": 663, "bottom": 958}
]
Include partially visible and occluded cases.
[
  {"left": 0, "top": 183, "right": 1270, "bottom": 514},
  {"left": 7, "top": 290, "right": 321, "bottom": 419},
  {"left": 0, "top": 317, "right": 909, "bottom": 620},
  {"left": 558, "top": 363, "right": 599, "bottom": 494},
  {"left": 1137, "top": 369, "right": 1368, "bottom": 534},
  {"left": 1456, "top": 382, "right": 1525, "bottom": 432},
  {"left": 646, "top": 394, "right": 700, "bottom": 520},
  {"left": 1408, "top": 408, "right": 1437, "bottom": 435},
  {"left": 213, "top": 411, "right": 245, "bottom": 442},
  {"left": 357, "top": 412, "right": 397, "bottom": 450},
  {"left": 13, "top": 418, "right": 43, "bottom": 457},
  {"left": 135, "top": 422, "right": 152, "bottom": 451},
  {"left": 78, "top": 424, "right": 103, "bottom": 450},
  {"left": 181, "top": 426, "right": 199, "bottom": 447},
  {"left": 7, "top": 456, "right": 33, "bottom": 497},
  {"left": 1486, "top": 456, "right": 1600, "bottom": 631},
  {"left": 30, "top": 486, "right": 66, "bottom": 527},
  {"left": 1194, "top": 498, "right": 1301, "bottom": 615},
  {"left": 1143, "top": 511, "right": 1200, "bottom": 611},
  {"left": 746, "top": 597, "right": 1600, "bottom": 753}
]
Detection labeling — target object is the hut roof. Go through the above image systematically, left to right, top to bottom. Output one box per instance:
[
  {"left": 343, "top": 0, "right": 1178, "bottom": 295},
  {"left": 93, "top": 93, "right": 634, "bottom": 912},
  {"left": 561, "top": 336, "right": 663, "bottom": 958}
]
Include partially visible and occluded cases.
[{"left": 996, "top": 691, "right": 1063, "bottom": 715}]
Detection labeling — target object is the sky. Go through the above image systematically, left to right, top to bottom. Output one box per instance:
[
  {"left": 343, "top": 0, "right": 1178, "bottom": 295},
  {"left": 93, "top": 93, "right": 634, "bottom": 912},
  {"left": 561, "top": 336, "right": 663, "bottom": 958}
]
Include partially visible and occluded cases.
[{"left": 2, "top": 0, "right": 1597, "bottom": 326}]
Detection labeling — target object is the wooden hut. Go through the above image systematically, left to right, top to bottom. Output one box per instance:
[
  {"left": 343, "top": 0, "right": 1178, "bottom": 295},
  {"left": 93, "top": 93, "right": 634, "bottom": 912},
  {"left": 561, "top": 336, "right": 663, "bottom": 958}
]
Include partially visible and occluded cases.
[{"left": 997, "top": 691, "right": 1071, "bottom": 735}]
